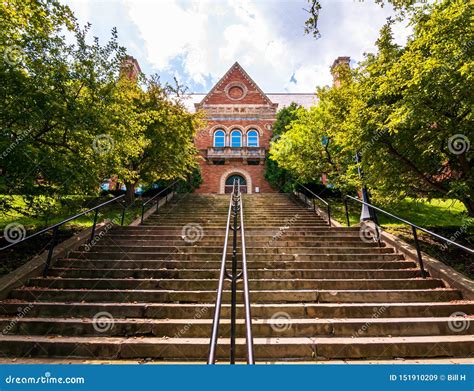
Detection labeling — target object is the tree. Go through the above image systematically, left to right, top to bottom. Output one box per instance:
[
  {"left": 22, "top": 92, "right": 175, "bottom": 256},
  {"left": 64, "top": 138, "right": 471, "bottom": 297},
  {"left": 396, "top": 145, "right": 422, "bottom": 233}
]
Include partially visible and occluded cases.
[
  {"left": 0, "top": 0, "right": 125, "bottom": 207},
  {"left": 272, "top": 0, "right": 474, "bottom": 216},
  {"left": 104, "top": 75, "right": 203, "bottom": 204},
  {"left": 265, "top": 102, "right": 300, "bottom": 191}
]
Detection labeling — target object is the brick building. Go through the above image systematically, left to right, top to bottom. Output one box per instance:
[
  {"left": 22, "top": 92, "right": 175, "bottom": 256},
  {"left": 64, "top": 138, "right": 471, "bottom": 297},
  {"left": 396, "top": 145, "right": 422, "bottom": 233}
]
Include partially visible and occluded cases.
[{"left": 184, "top": 62, "right": 317, "bottom": 194}]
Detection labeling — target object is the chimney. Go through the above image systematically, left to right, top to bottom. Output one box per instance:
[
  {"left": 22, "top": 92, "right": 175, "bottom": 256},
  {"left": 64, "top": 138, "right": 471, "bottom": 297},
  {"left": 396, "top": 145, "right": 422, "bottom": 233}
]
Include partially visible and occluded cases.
[
  {"left": 120, "top": 55, "right": 142, "bottom": 81},
  {"left": 330, "top": 56, "right": 350, "bottom": 87}
]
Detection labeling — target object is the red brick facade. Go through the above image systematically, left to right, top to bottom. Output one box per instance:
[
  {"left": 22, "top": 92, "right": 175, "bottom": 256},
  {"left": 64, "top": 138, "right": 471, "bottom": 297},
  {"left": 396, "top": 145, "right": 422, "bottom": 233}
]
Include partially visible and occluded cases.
[{"left": 194, "top": 63, "right": 278, "bottom": 194}]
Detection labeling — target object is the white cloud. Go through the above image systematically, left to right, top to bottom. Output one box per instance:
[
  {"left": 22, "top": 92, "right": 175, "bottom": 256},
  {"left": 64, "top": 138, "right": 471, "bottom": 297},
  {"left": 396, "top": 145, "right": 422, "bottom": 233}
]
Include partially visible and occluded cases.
[{"left": 64, "top": 0, "right": 412, "bottom": 92}]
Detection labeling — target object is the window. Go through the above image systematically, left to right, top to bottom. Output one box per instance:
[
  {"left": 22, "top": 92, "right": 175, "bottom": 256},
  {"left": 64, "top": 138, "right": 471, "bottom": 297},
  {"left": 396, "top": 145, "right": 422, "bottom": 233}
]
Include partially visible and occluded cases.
[
  {"left": 213, "top": 130, "right": 225, "bottom": 147},
  {"left": 230, "top": 130, "right": 242, "bottom": 147},
  {"left": 247, "top": 130, "right": 259, "bottom": 147}
]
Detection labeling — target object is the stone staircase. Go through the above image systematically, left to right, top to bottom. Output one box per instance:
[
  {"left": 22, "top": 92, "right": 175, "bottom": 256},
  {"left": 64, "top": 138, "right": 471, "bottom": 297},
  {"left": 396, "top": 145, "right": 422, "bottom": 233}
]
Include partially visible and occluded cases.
[{"left": 0, "top": 193, "right": 472, "bottom": 361}]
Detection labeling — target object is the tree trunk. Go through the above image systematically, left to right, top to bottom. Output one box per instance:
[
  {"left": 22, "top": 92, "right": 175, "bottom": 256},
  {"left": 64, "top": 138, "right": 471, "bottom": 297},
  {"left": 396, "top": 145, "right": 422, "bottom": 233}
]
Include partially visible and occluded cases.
[
  {"left": 124, "top": 181, "right": 136, "bottom": 205},
  {"left": 461, "top": 197, "right": 474, "bottom": 217}
]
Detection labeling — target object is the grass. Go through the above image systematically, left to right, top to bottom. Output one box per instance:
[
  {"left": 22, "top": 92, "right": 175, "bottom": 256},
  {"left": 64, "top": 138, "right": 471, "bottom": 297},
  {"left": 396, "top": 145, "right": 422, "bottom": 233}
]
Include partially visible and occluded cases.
[
  {"left": 0, "top": 195, "right": 145, "bottom": 276},
  {"left": 327, "top": 197, "right": 470, "bottom": 229}
]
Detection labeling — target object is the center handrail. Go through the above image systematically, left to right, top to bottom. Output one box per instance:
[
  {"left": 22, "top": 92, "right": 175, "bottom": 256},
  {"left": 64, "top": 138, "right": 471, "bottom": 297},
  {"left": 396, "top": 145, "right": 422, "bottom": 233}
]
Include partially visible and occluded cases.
[
  {"left": 208, "top": 180, "right": 254, "bottom": 364},
  {"left": 208, "top": 182, "right": 234, "bottom": 364},
  {"left": 238, "top": 182, "right": 255, "bottom": 363}
]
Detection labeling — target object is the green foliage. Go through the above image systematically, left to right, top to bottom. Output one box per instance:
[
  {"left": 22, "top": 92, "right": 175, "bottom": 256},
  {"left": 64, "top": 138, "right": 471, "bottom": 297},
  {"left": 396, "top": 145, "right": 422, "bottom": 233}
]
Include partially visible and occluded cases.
[
  {"left": 0, "top": 0, "right": 202, "bottom": 210},
  {"left": 0, "top": 0, "right": 125, "bottom": 202},
  {"left": 273, "top": 0, "right": 474, "bottom": 216},
  {"left": 104, "top": 75, "right": 202, "bottom": 203},
  {"left": 265, "top": 103, "right": 300, "bottom": 191},
  {"left": 176, "top": 166, "right": 203, "bottom": 193}
]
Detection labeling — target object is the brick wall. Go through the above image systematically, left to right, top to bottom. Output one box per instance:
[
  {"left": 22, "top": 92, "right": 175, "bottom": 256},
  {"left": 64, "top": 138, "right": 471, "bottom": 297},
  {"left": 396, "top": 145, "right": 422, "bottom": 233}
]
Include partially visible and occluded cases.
[{"left": 196, "top": 160, "right": 275, "bottom": 194}]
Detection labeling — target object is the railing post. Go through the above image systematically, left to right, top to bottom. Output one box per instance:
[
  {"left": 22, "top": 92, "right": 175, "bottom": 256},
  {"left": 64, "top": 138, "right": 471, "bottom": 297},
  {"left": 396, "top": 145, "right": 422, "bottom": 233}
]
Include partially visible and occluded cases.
[
  {"left": 312, "top": 198, "right": 316, "bottom": 213},
  {"left": 344, "top": 198, "right": 350, "bottom": 227},
  {"left": 141, "top": 204, "right": 145, "bottom": 224},
  {"left": 327, "top": 204, "right": 332, "bottom": 226},
  {"left": 121, "top": 205, "right": 127, "bottom": 226},
  {"left": 370, "top": 206, "right": 382, "bottom": 247},
  {"left": 89, "top": 209, "right": 99, "bottom": 244},
  {"left": 43, "top": 226, "right": 59, "bottom": 277},
  {"left": 411, "top": 226, "right": 427, "bottom": 278}
]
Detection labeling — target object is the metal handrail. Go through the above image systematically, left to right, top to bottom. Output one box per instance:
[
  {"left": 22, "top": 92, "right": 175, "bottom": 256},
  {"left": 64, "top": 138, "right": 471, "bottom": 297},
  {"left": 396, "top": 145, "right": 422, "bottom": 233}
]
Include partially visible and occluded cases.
[
  {"left": 140, "top": 180, "right": 179, "bottom": 223},
  {"left": 208, "top": 180, "right": 254, "bottom": 364},
  {"left": 238, "top": 181, "right": 254, "bottom": 363},
  {"left": 293, "top": 181, "right": 332, "bottom": 226},
  {"left": 1, "top": 194, "right": 126, "bottom": 276},
  {"left": 344, "top": 195, "right": 474, "bottom": 278}
]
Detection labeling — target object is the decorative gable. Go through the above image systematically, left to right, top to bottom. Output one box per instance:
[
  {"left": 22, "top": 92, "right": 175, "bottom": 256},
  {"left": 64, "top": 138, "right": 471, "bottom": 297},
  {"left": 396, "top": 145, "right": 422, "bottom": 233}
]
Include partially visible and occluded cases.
[{"left": 195, "top": 62, "right": 276, "bottom": 109}]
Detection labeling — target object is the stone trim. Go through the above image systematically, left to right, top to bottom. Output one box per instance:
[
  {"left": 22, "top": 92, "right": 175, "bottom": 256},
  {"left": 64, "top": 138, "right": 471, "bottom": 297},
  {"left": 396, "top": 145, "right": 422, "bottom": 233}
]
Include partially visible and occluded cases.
[
  {"left": 224, "top": 81, "right": 248, "bottom": 101},
  {"left": 219, "top": 168, "right": 253, "bottom": 194}
]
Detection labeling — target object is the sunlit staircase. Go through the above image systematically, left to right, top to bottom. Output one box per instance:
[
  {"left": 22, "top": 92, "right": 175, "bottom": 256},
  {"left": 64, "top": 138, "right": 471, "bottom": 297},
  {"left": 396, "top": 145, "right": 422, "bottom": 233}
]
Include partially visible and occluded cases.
[{"left": 0, "top": 193, "right": 472, "bottom": 361}]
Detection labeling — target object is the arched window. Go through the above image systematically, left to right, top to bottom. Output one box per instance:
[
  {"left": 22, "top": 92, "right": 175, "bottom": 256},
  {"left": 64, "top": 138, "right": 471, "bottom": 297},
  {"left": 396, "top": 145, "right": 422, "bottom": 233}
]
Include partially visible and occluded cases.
[
  {"left": 247, "top": 129, "right": 259, "bottom": 147},
  {"left": 213, "top": 130, "right": 225, "bottom": 147},
  {"left": 230, "top": 130, "right": 242, "bottom": 147}
]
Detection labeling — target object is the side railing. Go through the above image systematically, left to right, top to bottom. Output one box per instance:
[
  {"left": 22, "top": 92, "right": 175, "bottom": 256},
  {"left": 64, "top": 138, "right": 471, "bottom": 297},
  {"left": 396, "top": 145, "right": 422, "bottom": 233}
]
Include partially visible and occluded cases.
[
  {"left": 140, "top": 180, "right": 179, "bottom": 224},
  {"left": 208, "top": 180, "right": 254, "bottom": 364},
  {"left": 293, "top": 181, "right": 332, "bottom": 226},
  {"left": 0, "top": 195, "right": 126, "bottom": 276},
  {"left": 343, "top": 195, "right": 474, "bottom": 278}
]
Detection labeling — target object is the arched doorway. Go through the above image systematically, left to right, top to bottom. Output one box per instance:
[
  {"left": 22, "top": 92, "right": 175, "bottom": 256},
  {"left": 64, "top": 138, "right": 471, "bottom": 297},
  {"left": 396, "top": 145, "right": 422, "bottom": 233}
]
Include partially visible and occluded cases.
[{"left": 225, "top": 175, "right": 247, "bottom": 193}]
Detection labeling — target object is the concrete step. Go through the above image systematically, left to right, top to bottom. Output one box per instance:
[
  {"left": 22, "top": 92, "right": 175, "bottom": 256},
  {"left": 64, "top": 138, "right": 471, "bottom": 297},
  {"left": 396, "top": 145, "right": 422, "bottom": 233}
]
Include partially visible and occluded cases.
[
  {"left": 109, "top": 227, "right": 361, "bottom": 234},
  {"left": 100, "top": 239, "right": 377, "bottom": 248},
  {"left": 78, "top": 242, "right": 380, "bottom": 253},
  {"left": 73, "top": 246, "right": 394, "bottom": 255},
  {"left": 66, "top": 252, "right": 401, "bottom": 261},
  {"left": 56, "top": 258, "right": 414, "bottom": 270},
  {"left": 48, "top": 268, "right": 424, "bottom": 279},
  {"left": 27, "top": 277, "right": 445, "bottom": 290},
  {"left": 10, "top": 288, "right": 461, "bottom": 303},
  {"left": 2, "top": 302, "right": 471, "bottom": 319},
  {"left": 1, "top": 317, "right": 471, "bottom": 338},
  {"left": 0, "top": 335, "right": 472, "bottom": 360}
]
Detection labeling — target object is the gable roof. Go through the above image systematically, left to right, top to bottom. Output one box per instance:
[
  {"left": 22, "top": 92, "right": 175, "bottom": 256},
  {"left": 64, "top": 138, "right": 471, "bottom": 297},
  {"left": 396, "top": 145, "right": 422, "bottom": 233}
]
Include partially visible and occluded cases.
[{"left": 197, "top": 62, "right": 275, "bottom": 107}]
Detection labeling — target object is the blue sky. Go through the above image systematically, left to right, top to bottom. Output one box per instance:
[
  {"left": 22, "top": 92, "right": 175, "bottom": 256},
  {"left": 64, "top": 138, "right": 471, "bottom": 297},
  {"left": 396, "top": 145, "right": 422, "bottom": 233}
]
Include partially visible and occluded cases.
[{"left": 65, "top": 0, "right": 411, "bottom": 92}]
